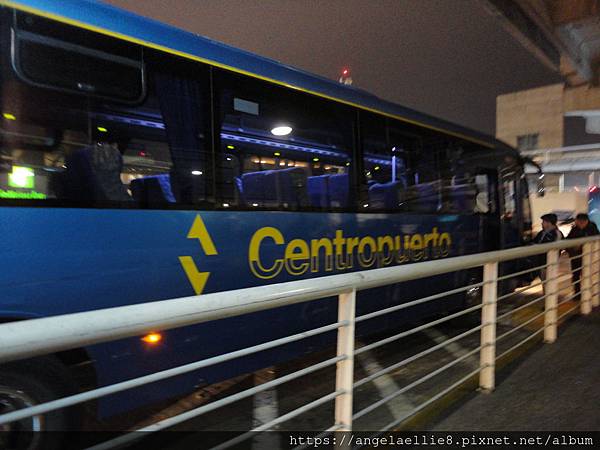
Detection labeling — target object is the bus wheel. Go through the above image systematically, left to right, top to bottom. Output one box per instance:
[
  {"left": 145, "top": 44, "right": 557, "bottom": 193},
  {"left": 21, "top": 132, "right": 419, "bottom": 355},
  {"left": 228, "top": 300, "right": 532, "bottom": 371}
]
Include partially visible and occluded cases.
[{"left": 0, "top": 357, "right": 78, "bottom": 450}]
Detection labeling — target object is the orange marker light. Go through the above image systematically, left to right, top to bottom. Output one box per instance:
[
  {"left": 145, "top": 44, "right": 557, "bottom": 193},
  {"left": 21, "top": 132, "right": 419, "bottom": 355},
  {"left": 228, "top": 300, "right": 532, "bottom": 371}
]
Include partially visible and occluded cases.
[{"left": 142, "top": 333, "right": 162, "bottom": 344}]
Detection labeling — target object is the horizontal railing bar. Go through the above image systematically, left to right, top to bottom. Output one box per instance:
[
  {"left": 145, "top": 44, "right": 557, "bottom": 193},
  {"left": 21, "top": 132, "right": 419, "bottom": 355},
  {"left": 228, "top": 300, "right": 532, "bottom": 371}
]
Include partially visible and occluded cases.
[
  {"left": 1, "top": 236, "right": 596, "bottom": 364},
  {"left": 567, "top": 253, "right": 584, "bottom": 262},
  {"left": 497, "top": 263, "right": 548, "bottom": 281},
  {"left": 498, "top": 269, "right": 570, "bottom": 302},
  {"left": 561, "top": 277, "right": 581, "bottom": 291},
  {"left": 559, "top": 278, "right": 595, "bottom": 297},
  {"left": 497, "top": 279, "right": 548, "bottom": 301},
  {"left": 355, "top": 281, "right": 485, "bottom": 323},
  {"left": 558, "top": 291, "right": 581, "bottom": 305},
  {"left": 496, "top": 294, "right": 545, "bottom": 321},
  {"left": 354, "top": 304, "right": 483, "bottom": 355},
  {"left": 556, "top": 304, "right": 582, "bottom": 321},
  {"left": 496, "top": 310, "right": 546, "bottom": 342},
  {"left": 0, "top": 320, "right": 346, "bottom": 425},
  {"left": 353, "top": 325, "right": 483, "bottom": 389},
  {"left": 495, "top": 328, "right": 544, "bottom": 361},
  {"left": 352, "top": 344, "right": 482, "bottom": 421},
  {"left": 86, "top": 355, "right": 344, "bottom": 450},
  {"left": 377, "top": 365, "right": 485, "bottom": 433},
  {"left": 212, "top": 390, "right": 344, "bottom": 450}
]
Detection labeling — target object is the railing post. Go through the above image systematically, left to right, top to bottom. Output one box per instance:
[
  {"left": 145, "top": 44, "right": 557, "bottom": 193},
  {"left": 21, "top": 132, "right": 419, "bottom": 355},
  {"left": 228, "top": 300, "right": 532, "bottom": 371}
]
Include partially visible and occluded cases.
[
  {"left": 592, "top": 241, "right": 600, "bottom": 308},
  {"left": 581, "top": 243, "right": 592, "bottom": 315},
  {"left": 544, "top": 249, "right": 559, "bottom": 343},
  {"left": 479, "top": 262, "right": 498, "bottom": 392},
  {"left": 335, "top": 289, "right": 356, "bottom": 431}
]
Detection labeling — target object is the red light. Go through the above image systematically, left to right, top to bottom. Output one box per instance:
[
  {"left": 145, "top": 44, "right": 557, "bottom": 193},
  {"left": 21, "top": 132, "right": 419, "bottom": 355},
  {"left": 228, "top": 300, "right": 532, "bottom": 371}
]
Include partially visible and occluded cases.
[
  {"left": 342, "top": 69, "right": 349, "bottom": 75},
  {"left": 139, "top": 151, "right": 147, "bottom": 157},
  {"left": 590, "top": 185, "right": 598, "bottom": 193}
]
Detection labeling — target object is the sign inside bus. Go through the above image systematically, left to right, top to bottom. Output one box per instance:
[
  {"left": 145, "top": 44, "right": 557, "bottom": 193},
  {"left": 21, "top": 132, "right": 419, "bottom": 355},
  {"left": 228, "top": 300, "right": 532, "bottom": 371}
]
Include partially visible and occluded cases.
[{"left": 179, "top": 214, "right": 454, "bottom": 293}]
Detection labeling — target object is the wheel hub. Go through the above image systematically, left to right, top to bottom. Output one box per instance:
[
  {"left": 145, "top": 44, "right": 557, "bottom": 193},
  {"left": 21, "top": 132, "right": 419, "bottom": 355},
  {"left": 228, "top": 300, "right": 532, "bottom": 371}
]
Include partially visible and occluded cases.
[{"left": 0, "top": 386, "right": 42, "bottom": 449}]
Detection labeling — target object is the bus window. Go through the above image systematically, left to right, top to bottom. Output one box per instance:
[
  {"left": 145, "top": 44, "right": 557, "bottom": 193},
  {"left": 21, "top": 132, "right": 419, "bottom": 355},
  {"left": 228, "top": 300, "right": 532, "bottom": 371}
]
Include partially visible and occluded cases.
[
  {"left": 12, "top": 11, "right": 145, "bottom": 103},
  {"left": 0, "top": 12, "right": 212, "bottom": 209},
  {"left": 215, "top": 70, "right": 354, "bottom": 211},
  {"left": 361, "top": 114, "right": 411, "bottom": 211},
  {"left": 396, "top": 127, "right": 441, "bottom": 213},
  {"left": 437, "top": 144, "right": 500, "bottom": 215},
  {"left": 474, "top": 175, "right": 491, "bottom": 213},
  {"left": 502, "top": 175, "right": 517, "bottom": 221}
]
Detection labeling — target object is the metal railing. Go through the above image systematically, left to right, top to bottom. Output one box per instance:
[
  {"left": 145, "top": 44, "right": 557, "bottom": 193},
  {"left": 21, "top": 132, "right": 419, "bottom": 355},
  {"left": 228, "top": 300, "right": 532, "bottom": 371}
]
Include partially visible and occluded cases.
[{"left": 0, "top": 235, "right": 599, "bottom": 449}]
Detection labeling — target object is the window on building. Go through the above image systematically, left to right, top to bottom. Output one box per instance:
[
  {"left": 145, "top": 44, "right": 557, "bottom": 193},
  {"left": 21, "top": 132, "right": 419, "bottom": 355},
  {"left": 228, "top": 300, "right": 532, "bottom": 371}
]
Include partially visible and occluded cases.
[
  {"left": 516, "top": 133, "right": 539, "bottom": 151},
  {"left": 564, "top": 171, "right": 592, "bottom": 192}
]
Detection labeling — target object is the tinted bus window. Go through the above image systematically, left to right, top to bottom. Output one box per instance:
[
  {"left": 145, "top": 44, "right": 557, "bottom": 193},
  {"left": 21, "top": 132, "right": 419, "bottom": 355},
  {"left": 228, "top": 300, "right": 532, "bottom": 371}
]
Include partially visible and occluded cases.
[
  {"left": 0, "top": 11, "right": 211, "bottom": 208},
  {"left": 13, "top": 11, "right": 145, "bottom": 103},
  {"left": 215, "top": 70, "right": 354, "bottom": 211},
  {"left": 361, "top": 114, "right": 413, "bottom": 212},
  {"left": 362, "top": 114, "right": 500, "bottom": 215},
  {"left": 362, "top": 115, "right": 443, "bottom": 213},
  {"left": 389, "top": 124, "right": 439, "bottom": 213}
]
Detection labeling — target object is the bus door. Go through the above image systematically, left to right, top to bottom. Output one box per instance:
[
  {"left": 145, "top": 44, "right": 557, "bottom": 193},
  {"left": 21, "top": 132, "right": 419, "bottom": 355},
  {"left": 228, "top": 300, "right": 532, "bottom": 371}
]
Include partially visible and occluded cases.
[
  {"left": 499, "top": 168, "right": 533, "bottom": 291},
  {"left": 500, "top": 169, "right": 521, "bottom": 249},
  {"left": 473, "top": 170, "right": 500, "bottom": 252}
]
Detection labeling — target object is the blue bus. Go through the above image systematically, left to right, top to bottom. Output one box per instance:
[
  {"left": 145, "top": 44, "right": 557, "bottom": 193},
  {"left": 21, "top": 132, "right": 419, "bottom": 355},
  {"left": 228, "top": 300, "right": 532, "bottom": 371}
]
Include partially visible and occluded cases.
[{"left": 0, "top": 0, "right": 535, "bottom": 438}]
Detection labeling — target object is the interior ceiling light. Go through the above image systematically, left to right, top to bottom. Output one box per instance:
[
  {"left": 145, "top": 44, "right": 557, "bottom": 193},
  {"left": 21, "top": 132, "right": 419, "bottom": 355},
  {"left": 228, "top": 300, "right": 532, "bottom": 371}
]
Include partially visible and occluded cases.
[{"left": 271, "top": 125, "right": 292, "bottom": 136}]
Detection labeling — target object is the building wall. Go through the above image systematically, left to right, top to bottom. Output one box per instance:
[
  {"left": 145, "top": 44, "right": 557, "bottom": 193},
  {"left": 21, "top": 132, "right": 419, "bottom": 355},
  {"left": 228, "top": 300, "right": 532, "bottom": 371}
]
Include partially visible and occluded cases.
[
  {"left": 496, "top": 83, "right": 564, "bottom": 148},
  {"left": 564, "top": 84, "right": 600, "bottom": 112}
]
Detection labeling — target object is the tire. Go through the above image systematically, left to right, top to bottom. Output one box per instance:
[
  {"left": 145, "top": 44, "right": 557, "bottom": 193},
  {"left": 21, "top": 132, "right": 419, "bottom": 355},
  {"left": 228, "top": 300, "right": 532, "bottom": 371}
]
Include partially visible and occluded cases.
[{"left": 0, "top": 356, "right": 80, "bottom": 450}]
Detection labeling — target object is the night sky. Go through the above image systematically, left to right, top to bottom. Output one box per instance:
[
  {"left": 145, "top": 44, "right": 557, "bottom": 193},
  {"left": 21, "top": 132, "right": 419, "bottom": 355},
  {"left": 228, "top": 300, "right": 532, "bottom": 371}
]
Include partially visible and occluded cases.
[{"left": 105, "top": 0, "right": 561, "bottom": 135}]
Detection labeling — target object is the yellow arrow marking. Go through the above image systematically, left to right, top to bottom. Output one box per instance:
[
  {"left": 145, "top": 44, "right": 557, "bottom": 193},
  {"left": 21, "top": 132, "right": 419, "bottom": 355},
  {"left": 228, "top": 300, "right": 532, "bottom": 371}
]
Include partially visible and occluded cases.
[
  {"left": 188, "top": 214, "right": 218, "bottom": 256},
  {"left": 179, "top": 215, "right": 217, "bottom": 295},
  {"left": 179, "top": 256, "right": 210, "bottom": 295}
]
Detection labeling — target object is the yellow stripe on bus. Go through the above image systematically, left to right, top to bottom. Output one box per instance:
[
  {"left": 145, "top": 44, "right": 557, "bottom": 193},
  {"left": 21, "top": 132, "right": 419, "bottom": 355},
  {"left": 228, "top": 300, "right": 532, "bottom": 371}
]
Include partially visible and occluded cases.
[{"left": 0, "top": 0, "right": 494, "bottom": 148}]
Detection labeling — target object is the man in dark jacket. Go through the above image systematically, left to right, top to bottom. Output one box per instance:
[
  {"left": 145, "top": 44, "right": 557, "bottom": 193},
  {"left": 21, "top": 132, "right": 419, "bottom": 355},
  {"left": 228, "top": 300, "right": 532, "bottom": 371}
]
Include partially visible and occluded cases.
[
  {"left": 532, "top": 213, "right": 563, "bottom": 281},
  {"left": 533, "top": 213, "right": 564, "bottom": 244},
  {"left": 566, "top": 213, "right": 599, "bottom": 300}
]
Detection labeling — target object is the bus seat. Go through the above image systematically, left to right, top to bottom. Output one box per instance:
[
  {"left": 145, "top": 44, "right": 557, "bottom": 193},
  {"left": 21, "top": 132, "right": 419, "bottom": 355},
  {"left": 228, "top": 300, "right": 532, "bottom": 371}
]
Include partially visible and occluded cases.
[
  {"left": 64, "top": 144, "right": 131, "bottom": 203},
  {"left": 220, "top": 153, "right": 239, "bottom": 203},
  {"left": 277, "top": 167, "right": 308, "bottom": 209},
  {"left": 241, "top": 170, "right": 279, "bottom": 207},
  {"left": 261, "top": 170, "right": 279, "bottom": 206},
  {"left": 240, "top": 171, "right": 265, "bottom": 206},
  {"left": 329, "top": 173, "right": 349, "bottom": 208},
  {"left": 130, "top": 174, "right": 176, "bottom": 207},
  {"left": 308, "top": 175, "right": 330, "bottom": 208},
  {"left": 234, "top": 177, "right": 244, "bottom": 204},
  {"left": 368, "top": 180, "right": 404, "bottom": 210},
  {"left": 409, "top": 182, "right": 439, "bottom": 213},
  {"left": 449, "top": 184, "right": 476, "bottom": 212}
]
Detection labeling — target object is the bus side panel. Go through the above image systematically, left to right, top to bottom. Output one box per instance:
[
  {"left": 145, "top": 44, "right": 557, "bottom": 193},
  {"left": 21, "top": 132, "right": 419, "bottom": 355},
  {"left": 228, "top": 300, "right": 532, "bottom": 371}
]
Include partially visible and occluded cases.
[{"left": 0, "top": 207, "right": 480, "bottom": 416}]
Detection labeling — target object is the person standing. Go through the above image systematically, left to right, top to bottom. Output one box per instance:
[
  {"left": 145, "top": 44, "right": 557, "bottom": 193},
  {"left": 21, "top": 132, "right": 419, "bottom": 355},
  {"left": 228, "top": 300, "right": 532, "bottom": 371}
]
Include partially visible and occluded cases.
[
  {"left": 532, "top": 213, "right": 563, "bottom": 281},
  {"left": 533, "top": 213, "right": 564, "bottom": 244},
  {"left": 566, "top": 213, "right": 599, "bottom": 300}
]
